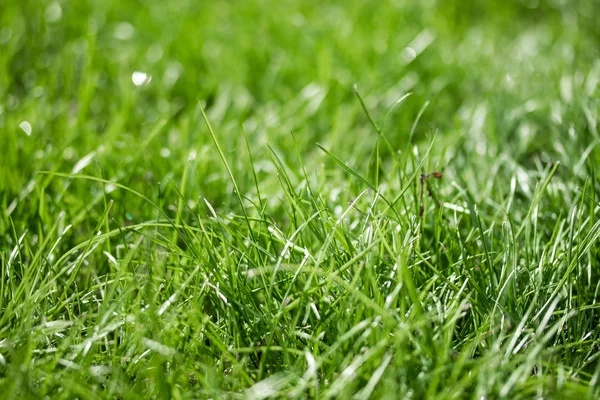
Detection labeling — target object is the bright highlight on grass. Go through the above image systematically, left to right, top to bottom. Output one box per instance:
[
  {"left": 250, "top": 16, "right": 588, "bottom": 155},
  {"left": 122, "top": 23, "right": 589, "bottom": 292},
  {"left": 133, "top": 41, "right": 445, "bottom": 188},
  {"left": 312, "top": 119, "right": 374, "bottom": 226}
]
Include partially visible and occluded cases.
[
  {"left": 1, "top": 0, "right": 599, "bottom": 399},
  {"left": 132, "top": 71, "right": 152, "bottom": 86},
  {"left": 18, "top": 121, "right": 31, "bottom": 136}
]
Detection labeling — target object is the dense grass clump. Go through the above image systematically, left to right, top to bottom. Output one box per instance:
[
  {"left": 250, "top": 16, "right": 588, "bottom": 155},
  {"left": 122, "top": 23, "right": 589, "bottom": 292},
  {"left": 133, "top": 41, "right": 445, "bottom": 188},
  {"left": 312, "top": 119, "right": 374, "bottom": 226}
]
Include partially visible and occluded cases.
[{"left": 1, "top": 0, "right": 599, "bottom": 398}]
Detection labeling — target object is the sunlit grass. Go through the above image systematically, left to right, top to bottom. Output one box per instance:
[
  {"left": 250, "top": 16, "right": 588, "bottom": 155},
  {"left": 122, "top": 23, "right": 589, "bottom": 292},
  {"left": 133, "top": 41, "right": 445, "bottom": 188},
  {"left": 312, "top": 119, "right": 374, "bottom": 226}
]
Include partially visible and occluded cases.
[{"left": 1, "top": 0, "right": 599, "bottom": 398}]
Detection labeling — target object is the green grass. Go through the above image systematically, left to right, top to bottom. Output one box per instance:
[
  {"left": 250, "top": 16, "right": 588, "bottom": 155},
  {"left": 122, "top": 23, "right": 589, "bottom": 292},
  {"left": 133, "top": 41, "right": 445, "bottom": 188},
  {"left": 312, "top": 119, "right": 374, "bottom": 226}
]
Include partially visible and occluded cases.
[{"left": 1, "top": 0, "right": 600, "bottom": 398}]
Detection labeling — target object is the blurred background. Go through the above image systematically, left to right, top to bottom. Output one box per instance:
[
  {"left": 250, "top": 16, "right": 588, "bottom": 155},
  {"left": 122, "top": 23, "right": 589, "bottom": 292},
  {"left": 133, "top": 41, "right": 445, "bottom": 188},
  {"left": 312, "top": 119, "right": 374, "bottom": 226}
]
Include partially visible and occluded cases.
[
  {"left": 1, "top": 0, "right": 599, "bottom": 232},
  {"left": 1, "top": 2, "right": 599, "bottom": 397}
]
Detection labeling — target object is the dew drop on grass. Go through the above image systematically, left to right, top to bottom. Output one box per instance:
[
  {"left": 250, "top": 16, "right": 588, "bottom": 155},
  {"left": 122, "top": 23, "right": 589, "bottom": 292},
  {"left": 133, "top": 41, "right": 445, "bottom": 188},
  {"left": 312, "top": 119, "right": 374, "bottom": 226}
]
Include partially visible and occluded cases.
[
  {"left": 45, "top": 2, "right": 63, "bottom": 23},
  {"left": 114, "top": 22, "right": 134, "bottom": 40},
  {"left": 146, "top": 44, "right": 164, "bottom": 63},
  {"left": 401, "top": 46, "right": 417, "bottom": 63},
  {"left": 163, "top": 62, "right": 182, "bottom": 87},
  {"left": 132, "top": 71, "right": 152, "bottom": 86},
  {"left": 19, "top": 121, "right": 32, "bottom": 136},
  {"left": 63, "top": 147, "right": 76, "bottom": 160}
]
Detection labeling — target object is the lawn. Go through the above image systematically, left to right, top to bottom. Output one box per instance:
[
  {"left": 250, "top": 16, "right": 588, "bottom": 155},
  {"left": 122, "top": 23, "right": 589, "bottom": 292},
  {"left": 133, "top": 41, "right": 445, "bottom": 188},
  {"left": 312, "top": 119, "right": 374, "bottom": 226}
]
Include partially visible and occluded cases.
[{"left": 1, "top": 0, "right": 599, "bottom": 398}]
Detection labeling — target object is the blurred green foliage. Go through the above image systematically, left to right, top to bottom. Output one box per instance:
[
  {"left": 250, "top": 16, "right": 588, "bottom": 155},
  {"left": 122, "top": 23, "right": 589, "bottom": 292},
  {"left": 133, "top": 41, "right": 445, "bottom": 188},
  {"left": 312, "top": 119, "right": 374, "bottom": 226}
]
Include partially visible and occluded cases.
[{"left": 0, "top": 0, "right": 599, "bottom": 398}]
